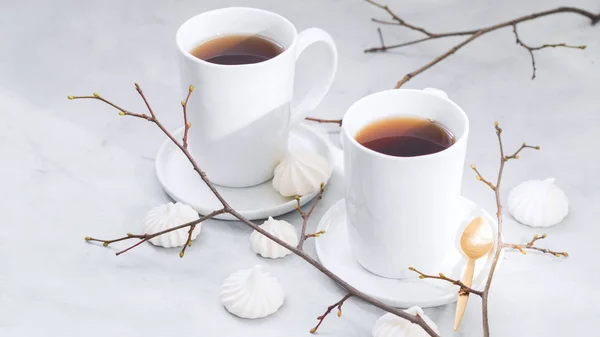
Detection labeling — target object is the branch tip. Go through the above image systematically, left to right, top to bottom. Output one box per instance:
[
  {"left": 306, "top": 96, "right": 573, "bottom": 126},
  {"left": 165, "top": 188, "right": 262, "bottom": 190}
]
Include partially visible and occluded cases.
[
  {"left": 189, "top": 85, "right": 195, "bottom": 92},
  {"left": 67, "top": 95, "right": 74, "bottom": 100},
  {"left": 84, "top": 236, "right": 91, "bottom": 241},
  {"left": 179, "top": 251, "right": 184, "bottom": 258}
]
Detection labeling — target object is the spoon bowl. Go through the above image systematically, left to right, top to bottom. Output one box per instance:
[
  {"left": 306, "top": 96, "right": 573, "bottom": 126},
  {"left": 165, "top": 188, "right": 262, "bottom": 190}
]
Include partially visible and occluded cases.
[{"left": 454, "top": 216, "right": 494, "bottom": 330}]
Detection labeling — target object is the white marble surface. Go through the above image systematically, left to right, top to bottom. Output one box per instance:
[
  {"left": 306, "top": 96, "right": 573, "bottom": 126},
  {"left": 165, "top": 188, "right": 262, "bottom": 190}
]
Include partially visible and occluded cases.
[{"left": 1, "top": 0, "right": 599, "bottom": 336}]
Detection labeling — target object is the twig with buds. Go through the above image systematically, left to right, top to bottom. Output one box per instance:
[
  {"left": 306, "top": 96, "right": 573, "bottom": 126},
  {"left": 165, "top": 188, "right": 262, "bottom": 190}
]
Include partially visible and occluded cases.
[
  {"left": 303, "top": 0, "right": 597, "bottom": 127},
  {"left": 363, "top": 0, "right": 597, "bottom": 88},
  {"left": 70, "top": 84, "right": 441, "bottom": 337},
  {"left": 409, "top": 121, "right": 568, "bottom": 336},
  {"left": 295, "top": 183, "right": 326, "bottom": 250},
  {"left": 503, "top": 234, "right": 569, "bottom": 257},
  {"left": 409, "top": 267, "right": 483, "bottom": 296},
  {"left": 310, "top": 294, "right": 352, "bottom": 333}
]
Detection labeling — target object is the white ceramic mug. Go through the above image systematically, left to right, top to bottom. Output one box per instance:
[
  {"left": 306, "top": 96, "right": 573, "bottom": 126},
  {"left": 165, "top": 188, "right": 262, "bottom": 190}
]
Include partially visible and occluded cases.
[
  {"left": 175, "top": 7, "right": 337, "bottom": 188},
  {"left": 340, "top": 88, "right": 469, "bottom": 279}
]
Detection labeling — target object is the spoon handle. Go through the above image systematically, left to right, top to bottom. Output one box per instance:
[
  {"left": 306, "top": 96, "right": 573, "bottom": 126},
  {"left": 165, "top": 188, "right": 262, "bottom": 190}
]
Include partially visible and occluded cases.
[{"left": 454, "top": 258, "right": 476, "bottom": 331}]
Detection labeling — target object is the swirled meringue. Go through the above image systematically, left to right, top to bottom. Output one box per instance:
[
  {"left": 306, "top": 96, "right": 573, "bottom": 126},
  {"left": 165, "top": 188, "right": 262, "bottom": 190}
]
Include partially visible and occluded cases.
[
  {"left": 272, "top": 151, "right": 331, "bottom": 197},
  {"left": 508, "top": 178, "right": 569, "bottom": 228},
  {"left": 142, "top": 202, "right": 201, "bottom": 248},
  {"left": 250, "top": 217, "right": 298, "bottom": 259},
  {"left": 220, "top": 265, "right": 284, "bottom": 319},
  {"left": 372, "top": 307, "right": 439, "bottom": 337}
]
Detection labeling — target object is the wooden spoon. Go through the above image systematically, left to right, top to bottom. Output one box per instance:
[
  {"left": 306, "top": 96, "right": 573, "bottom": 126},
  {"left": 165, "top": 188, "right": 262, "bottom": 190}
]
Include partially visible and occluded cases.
[{"left": 454, "top": 216, "right": 494, "bottom": 331}]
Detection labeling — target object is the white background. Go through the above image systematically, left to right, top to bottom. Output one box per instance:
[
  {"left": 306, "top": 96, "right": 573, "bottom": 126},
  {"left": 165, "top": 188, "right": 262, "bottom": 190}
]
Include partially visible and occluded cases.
[{"left": 1, "top": 0, "right": 599, "bottom": 336}]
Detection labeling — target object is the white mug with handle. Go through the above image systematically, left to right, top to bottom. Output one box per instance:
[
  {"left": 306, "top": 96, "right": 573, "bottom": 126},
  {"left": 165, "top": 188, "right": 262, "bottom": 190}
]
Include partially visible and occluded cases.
[{"left": 176, "top": 7, "right": 337, "bottom": 188}]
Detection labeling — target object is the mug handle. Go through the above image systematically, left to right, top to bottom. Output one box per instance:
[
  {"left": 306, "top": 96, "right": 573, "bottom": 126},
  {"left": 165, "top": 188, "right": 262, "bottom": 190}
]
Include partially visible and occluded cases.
[{"left": 290, "top": 28, "right": 338, "bottom": 126}]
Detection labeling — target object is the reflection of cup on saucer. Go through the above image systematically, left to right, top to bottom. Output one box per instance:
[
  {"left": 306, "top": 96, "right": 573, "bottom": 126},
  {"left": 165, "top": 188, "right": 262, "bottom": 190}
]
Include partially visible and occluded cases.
[
  {"left": 175, "top": 7, "right": 337, "bottom": 188},
  {"left": 340, "top": 88, "right": 470, "bottom": 279}
]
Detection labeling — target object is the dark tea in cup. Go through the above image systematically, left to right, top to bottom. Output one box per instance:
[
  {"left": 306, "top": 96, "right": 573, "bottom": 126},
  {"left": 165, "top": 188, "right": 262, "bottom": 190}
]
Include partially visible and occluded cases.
[{"left": 354, "top": 116, "right": 455, "bottom": 157}]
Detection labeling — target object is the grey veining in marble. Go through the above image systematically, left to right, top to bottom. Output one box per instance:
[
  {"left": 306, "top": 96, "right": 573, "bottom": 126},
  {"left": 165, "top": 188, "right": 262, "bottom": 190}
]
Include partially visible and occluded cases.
[{"left": 1, "top": 0, "right": 599, "bottom": 336}]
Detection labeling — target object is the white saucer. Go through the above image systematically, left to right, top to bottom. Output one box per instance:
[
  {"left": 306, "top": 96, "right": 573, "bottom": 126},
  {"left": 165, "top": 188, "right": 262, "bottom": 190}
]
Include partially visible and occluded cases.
[
  {"left": 155, "top": 124, "right": 334, "bottom": 221},
  {"left": 315, "top": 196, "right": 503, "bottom": 308}
]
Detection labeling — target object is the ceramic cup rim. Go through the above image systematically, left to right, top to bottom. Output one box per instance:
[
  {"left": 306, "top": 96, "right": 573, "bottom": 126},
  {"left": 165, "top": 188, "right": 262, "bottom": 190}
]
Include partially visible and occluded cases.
[
  {"left": 175, "top": 6, "right": 298, "bottom": 69},
  {"left": 341, "top": 88, "right": 470, "bottom": 161}
]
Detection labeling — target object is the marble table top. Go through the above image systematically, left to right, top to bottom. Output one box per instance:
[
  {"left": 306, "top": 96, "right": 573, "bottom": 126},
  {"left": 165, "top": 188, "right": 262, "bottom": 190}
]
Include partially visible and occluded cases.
[{"left": 1, "top": 0, "right": 599, "bottom": 336}]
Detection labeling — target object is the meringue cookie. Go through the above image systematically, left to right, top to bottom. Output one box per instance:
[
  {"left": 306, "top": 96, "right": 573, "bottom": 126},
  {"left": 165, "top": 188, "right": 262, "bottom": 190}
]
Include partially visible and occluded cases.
[
  {"left": 272, "top": 151, "right": 331, "bottom": 197},
  {"left": 508, "top": 178, "right": 569, "bottom": 228},
  {"left": 142, "top": 202, "right": 201, "bottom": 248},
  {"left": 250, "top": 217, "right": 298, "bottom": 259},
  {"left": 221, "top": 265, "right": 284, "bottom": 319},
  {"left": 373, "top": 307, "right": 439, "bottom": 337}
]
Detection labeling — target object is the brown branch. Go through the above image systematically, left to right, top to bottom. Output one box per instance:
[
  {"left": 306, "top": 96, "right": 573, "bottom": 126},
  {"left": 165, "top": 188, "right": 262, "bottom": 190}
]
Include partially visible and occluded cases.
[
  {"left": 363, "top": 0, "right": 598, "bottom": 88},
  {"left": 365, "top": 0, "right": 437, "bottom": 36},
  {"left": 512, "top": 24, "right": 586, "bottom": 79},
  {"left": 377, "top": 27, "right": 385, "bottom": 50},
  {"left": 365, "top": 36, "right": 443, "bottom": 53},
  {"left": 134, "top": 83, "right": 156, "bottom": 119},
  {"left": 70, "top": 85, "right": 441, "bottom": 337},
  {"left": 181, "top": 85, "right": 194, "bottom": 149},
  {"left": 68, "top": 95, "right": 153, "bottom": 121},
  {"left": 304, "top": 117, "right": 342, "bottom": 126},
  {"left": 476, "top": 122, "right": 562, "bottom": 336},
  {"left": 505, "top": 142, "right": 540, "bottom": 160},
  {"left": 469, "top": 164, "right": 495, "bottom": 190},
  {"left": 296, "top": 183, "right": 326, "bottom": 250},
  {"left": 84, "top": 209, "right": 226, "bottom": 256},
  {"left": 179, "top": 224, "right": 195, "bottom": 258},
  {"left": 305, "top": 230, "right": 326, "bottom": 240},
  {"left": 503, "top": 234, "right": 569, "bottom": 257},
  {"left": 409, "top": 267, "right": 483, "bottom": 296},
  {"left": 310, "top": 294, "right": 352, "bottom": 333}
]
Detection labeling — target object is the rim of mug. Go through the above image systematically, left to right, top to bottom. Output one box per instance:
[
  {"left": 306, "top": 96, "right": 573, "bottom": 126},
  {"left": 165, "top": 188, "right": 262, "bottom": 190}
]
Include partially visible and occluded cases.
[
  {"left": 175, "top": 7, "right": 298, "bottom": 68},
  {"left": 341, "top": 88, "right": 470, "bottom": 161}
]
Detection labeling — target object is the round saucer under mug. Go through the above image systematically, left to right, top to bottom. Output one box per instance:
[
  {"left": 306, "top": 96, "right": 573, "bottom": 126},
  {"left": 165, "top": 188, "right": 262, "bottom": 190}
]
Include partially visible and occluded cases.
[
  {"left": 155, "top": 124, "right": 334, "bottom": 220},
  {"left": 315, "top": 196, "right": 503, "bottom": 308}
]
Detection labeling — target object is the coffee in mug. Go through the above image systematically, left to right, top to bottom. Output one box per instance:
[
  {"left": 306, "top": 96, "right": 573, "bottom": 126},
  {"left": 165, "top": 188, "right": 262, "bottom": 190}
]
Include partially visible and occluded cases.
[
  {"left": 189, "top": 34, "right": 283, "bottom": 65},
  {"left": 354, "top": 117, "right": 455, "bottom": 157}
]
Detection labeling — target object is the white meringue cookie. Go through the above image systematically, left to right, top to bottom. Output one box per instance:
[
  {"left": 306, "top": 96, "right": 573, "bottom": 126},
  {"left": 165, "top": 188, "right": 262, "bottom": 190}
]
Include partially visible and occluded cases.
[
  {"left": 272, "top": 151, "right": 331, "bottom": 197},
  {"left": 508, "top": 178, "right": 569, "bottom": 228},
  {"left": 142, "top": 202, "right": 201, "bottom": 248},
  {"left": 250, "top": 217, "right": 298, "bottom": 259},
  {"left": 221, "top": 265, "right": 284, "bottom": 319},
  {"left": 372, "top": 307, "right": 438, "bottom": 337}
]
